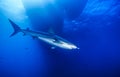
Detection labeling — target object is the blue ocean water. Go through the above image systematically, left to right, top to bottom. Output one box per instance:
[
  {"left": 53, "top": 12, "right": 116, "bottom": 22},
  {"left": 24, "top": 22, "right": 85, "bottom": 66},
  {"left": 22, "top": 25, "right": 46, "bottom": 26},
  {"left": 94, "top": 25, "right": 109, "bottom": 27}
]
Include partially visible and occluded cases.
[{"left": 0, "top": 0, "right": 120, "bottom": 77}]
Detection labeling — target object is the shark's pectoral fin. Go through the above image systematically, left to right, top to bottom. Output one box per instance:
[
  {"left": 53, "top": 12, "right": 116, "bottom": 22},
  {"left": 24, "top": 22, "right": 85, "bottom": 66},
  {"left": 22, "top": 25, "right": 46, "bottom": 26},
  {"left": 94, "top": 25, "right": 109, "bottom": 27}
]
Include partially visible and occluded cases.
[{"left": 51, "top": 46, "right": 56, "bottom": 49}]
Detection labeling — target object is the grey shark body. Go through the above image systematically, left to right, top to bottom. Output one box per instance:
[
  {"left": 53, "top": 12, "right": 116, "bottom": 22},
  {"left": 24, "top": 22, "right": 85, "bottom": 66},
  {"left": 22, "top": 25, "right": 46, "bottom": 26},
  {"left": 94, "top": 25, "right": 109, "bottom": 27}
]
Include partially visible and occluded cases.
[{"left": 9, "top": 19, "right": 79, "bottom": 50}]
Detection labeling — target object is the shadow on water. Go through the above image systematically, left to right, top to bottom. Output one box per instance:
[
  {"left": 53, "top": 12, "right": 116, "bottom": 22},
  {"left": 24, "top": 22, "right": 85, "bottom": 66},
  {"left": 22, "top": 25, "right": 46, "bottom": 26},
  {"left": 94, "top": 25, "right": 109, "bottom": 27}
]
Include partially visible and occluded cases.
[
  {"left": 56, "top": 0, "right": 88, "bottom": 20},
  {"left": 22, "top": 1, "right": 63, "bottom": 34}
]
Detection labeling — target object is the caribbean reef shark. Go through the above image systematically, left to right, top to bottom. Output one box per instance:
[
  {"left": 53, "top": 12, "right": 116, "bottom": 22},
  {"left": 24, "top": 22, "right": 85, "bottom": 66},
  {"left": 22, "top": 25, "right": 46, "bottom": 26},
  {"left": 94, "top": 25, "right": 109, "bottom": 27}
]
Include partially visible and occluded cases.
[{"left": 9, "top": 19, "right": 79, "bottom": 50}]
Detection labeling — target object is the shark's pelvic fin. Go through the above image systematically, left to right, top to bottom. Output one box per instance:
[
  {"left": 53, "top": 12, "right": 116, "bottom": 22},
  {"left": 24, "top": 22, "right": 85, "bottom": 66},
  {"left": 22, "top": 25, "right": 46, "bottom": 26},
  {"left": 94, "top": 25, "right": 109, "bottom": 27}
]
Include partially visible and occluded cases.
[{"left": 8, "top": 19, "right": 21, "bottom": 37}]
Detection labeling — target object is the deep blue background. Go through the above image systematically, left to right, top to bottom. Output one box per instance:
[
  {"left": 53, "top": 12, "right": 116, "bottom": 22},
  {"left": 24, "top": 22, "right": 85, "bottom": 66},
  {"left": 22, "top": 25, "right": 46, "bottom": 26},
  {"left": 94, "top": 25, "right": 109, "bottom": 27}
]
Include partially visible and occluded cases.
[{"left": 0, "top": 0, "right": 120, "bottom": 77}]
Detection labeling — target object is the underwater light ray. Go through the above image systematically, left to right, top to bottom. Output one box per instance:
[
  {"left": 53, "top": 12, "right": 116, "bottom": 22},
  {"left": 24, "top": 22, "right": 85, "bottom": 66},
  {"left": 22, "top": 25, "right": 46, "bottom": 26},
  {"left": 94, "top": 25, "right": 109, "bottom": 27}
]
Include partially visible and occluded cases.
[
  {"left": 0, "top": 0, "right": 47, "bottom": 77},
  {"left": 0, "top": 0, "right": 25, "bottom": 19},
  {"left": 0, "top": 0, "right": 32, "bottom": 29},
  {"left": 22, "top": 0, "right": 55, "bottom": 7}
]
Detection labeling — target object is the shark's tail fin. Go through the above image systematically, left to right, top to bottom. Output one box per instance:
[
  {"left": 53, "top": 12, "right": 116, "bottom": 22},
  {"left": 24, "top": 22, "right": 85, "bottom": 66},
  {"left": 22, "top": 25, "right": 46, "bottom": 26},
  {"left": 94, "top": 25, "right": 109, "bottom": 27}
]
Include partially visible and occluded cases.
[{"left": 8, "top": 19, "right": 21, "bottom": 37}]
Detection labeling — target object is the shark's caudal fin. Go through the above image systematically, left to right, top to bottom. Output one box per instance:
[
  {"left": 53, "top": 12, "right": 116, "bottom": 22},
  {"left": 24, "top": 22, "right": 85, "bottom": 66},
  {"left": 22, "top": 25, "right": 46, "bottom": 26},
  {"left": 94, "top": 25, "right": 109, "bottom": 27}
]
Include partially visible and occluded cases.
[{"left": 8, "top": 19, "right": 21, "bottom": 37}]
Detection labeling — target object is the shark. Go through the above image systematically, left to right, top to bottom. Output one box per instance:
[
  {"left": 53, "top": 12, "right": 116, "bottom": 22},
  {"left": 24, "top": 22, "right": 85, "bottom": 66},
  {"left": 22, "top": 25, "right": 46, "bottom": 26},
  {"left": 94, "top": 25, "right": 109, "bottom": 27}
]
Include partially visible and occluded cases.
[{"left": 9, "top": 19, "right": 79, "bottom": 50}]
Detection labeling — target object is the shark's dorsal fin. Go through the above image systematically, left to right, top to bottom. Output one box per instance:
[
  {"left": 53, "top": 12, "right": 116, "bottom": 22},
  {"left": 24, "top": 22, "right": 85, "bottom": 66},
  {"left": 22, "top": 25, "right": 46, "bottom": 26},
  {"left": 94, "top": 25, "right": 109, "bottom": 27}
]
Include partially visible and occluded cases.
[{"left": 48, "top": 27, "right": 55, "bottom": 34}]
